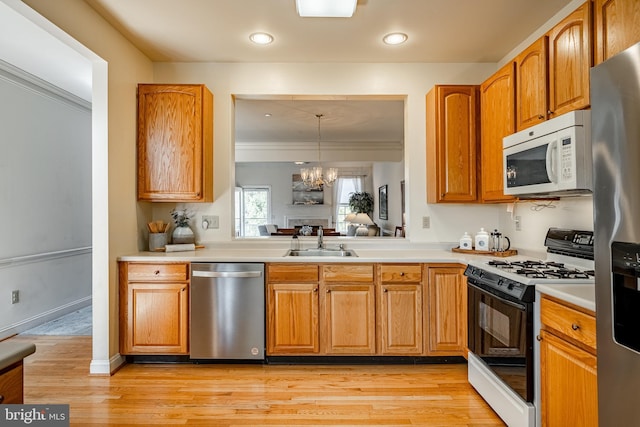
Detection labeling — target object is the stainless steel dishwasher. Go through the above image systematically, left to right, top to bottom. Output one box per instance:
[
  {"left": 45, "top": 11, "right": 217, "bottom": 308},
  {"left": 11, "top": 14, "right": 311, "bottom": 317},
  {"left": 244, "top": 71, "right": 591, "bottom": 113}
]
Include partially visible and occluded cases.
[{"left": 190, "top": 263, "right": 265, "bottom": 360}]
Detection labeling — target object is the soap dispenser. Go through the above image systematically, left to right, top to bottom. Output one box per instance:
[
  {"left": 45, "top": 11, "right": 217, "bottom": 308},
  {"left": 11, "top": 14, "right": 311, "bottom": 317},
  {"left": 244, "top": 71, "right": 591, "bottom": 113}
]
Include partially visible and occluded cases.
[
  {"left": 475, "top": 228, "right": 490, "bottom": 251},
  {"left": 459, "top": 232, "right": 473, "bottom": 250}
]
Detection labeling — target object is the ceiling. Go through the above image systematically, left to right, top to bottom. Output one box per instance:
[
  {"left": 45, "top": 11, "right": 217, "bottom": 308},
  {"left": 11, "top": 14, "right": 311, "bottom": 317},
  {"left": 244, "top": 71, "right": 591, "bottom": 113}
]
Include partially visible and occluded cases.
[
  {"left": 3, "top": 0, "right": 575, "bottom": 151},
  {"left": 80, "top": 0, "right": 573, "bottom": 148},
  {"left": 85, "top": 0, "right": 573, "bottom": 64},
  {"left": 235, "top": 97, "right": 404, "bottom": 143}
]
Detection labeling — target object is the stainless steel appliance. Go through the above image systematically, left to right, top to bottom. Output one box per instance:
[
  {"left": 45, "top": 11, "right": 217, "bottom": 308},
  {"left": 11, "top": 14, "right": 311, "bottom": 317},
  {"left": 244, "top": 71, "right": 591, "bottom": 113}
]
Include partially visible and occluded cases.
[
  {"left": 591, "top": 40, "right": 640, "bottom": 426},
  {"left": 503, "top": 110, "right": 592, "bottom": 197},
  {"left": 465, "top": 228, "right": 594, "bottom": 427},
  {"left": 190, "top": 263, "right": 265, "bottom": 360}
]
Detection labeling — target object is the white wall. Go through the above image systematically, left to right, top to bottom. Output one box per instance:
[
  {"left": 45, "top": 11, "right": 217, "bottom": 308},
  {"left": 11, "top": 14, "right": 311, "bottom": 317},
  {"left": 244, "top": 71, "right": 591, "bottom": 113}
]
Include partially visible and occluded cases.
[
  {"left": 20, "top": 0, "right": 154, "bottom": 373},
  {"left": 0, "top": 54, "right": 92, "bottom": 335},
  {"left": 373, "top": 161, "right": 405, "bottom": 235}
]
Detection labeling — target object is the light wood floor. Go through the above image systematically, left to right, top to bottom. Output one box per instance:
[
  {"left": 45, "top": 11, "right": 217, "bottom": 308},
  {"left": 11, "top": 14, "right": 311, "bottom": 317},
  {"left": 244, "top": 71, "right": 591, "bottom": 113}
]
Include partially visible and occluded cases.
[{"left": 10, "top": 335, "right": 505, "bottom": 426}]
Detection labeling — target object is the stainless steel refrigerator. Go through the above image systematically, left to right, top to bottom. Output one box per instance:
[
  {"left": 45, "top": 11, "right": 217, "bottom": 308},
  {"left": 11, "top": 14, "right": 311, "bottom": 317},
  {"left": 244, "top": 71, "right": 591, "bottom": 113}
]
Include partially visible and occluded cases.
[{"left": 592, "top": 40, "right": 640, "bottom": 426}]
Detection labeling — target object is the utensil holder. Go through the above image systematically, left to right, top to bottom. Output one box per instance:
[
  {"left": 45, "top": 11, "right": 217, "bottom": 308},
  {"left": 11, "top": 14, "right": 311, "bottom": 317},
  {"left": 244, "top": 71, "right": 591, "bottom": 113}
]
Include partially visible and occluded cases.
[{"left": 149, "top": 232, "right": 168, "bottom": 251}]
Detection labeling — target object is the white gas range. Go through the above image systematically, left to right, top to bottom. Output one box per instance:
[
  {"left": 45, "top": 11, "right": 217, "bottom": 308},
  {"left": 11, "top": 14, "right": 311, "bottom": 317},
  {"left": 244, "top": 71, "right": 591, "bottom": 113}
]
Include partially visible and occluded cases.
[{"left": 464, "top": 228, "right": 594, "bottom": 427}]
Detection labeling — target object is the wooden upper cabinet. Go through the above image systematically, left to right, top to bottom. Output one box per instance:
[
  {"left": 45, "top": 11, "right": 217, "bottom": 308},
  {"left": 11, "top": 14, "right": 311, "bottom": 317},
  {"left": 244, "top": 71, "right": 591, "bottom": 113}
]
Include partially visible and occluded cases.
[
  {"left": 594, "top": 0, "right": 640, "bottom": 64},
  {"left": 548, "top": 1, "right": 593, "bottom": 117},
  {"left": 516, "top": 37, "right": 549, "bottom": 131},
  {"left": 480, "top": 62, "right": 516, "bottom": 203},
  {"left": 137, "top": 84, "right": 213, "bottom": 202},
  {"left": 426, "top": 85, "right": 480, "bottom": 203}
]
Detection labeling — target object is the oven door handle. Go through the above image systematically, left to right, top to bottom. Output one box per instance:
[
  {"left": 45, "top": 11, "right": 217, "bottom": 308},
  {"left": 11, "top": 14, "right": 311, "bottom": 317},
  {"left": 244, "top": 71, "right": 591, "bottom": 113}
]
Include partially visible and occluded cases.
[{"left": 467, "top": 281, "right": 527, "bottom": 311}]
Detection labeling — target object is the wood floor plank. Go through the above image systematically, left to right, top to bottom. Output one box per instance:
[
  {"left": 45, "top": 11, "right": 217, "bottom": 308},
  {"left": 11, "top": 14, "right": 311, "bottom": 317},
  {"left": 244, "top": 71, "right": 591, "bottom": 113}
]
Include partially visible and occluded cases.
[{"left": 8, "top": 335, "right": 505, "bottom": 426}]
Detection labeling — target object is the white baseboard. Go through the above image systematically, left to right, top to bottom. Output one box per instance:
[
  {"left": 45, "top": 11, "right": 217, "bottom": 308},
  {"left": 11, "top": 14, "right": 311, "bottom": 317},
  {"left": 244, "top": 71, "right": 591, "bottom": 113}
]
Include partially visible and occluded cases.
[
  {"left": 0, "top": 296, "right": 92, "bottom": 339},
  {"left": 90, "top": 353, "right": 125, "bottom": 376}
]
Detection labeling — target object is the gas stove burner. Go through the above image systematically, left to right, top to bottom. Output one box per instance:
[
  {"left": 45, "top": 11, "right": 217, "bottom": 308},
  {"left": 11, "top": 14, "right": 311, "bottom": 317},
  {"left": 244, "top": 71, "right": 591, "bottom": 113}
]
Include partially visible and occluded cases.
[
  {"left": 488, "top": 260, "right": 510, "bottom": 266},
  {"left": 511, "top": 260, "right": 547, "bottom": 268},
  {"left": 545, "top": 261, "right": 565, "bottom": 268},
  {"left": 516, "top": 268, "right": 548, "bottom": 278},
  {"left": 541, "top": 269, "right": 591, "bottom": 279}
]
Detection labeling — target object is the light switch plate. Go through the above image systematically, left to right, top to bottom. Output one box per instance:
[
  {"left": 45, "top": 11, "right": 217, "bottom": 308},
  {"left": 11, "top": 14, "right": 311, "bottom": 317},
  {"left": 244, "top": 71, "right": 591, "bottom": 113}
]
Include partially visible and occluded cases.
[
  {"left": 202, "top": 215, "right": 219, "bottom": 229},
  {"left": 422, "top": 216, "right": 430, "bottom": 229}
]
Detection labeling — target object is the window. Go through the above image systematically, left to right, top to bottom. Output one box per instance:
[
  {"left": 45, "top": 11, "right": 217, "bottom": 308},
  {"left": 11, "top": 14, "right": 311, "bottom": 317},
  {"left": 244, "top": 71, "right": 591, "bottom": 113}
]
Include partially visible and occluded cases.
[
  {"left": 334, "top": 176, "right": 363, "bottom": 233},
  {"left": 235, "top": 186, "right": 271, "bottom": 237}
]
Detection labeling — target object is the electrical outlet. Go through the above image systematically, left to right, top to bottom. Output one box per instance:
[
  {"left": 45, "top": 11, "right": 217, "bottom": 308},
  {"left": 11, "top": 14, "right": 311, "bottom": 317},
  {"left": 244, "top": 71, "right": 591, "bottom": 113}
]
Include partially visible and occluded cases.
[
  {"left": 202, "top": 215, "right": 219, "bottom": 229},
  {"left": 515, "top": 215, "right": 522, "bottom": 231},
  {"left": 422, "top": 216, "right": 431, "bottom": 229},
  {"left": 11, "top": 290, "right": 19, "bottom": 304}
]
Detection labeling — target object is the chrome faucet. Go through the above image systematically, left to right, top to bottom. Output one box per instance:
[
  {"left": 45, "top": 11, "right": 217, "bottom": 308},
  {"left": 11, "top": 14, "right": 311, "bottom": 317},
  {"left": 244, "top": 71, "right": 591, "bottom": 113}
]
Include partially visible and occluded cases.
[{"left": 317, "top": 226, "right": 324, "bottom": 249}]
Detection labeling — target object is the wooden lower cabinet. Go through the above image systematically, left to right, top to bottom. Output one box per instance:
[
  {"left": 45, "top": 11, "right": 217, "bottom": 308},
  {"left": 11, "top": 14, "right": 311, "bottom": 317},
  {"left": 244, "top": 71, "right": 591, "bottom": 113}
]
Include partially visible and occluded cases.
[
  {"left": 119, "top": 262, "right": 190, "bottom": 355},
  {"left": 266, "top": 262, "right": 466, "bottom": 358},
  {"left": 266, "top": 264, "right": 320, "bottom": 355},
  {"left": 321, "top": 264, "right": 376, "bottom": 355},
  {"left": 378, "top": 264, "right": 423, "bottom": 355},
  {"left": 425, "top": 264, "right": 467, "bottom": 356},
  {"left": 267, "top": 283, "right": 319, "bottom": 354},
  {"left": 321, "top": 283, "right": 376, "bottom": 354},
  {"left": 540, "top": 296, "right": 597, "bottom": 427},
  {"left": 0, "top": 362, "right": 24, "bottom": 404}
]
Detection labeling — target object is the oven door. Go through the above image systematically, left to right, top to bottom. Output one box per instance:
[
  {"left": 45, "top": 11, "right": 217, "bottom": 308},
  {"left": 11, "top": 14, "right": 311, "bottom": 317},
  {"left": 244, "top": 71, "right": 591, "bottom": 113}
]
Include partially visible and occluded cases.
[{"left": 468, "top": 280, "right": 534, "bottom": 402}]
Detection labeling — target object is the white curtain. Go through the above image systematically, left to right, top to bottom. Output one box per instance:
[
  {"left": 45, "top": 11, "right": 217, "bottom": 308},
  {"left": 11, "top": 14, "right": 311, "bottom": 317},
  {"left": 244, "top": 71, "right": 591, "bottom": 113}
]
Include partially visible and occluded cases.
[{"left": 334, "top": 176, "right": 364, "bottom": 228}]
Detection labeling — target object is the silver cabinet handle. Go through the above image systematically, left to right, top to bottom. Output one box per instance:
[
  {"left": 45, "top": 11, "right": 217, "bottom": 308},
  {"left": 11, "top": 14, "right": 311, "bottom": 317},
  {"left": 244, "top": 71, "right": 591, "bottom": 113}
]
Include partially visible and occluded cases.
[
  {"left": 192, "top": 270, "right": 262, "bottom": 278},
  {"left": 571, "top": 323, "right": 580, "bottom": 331}
]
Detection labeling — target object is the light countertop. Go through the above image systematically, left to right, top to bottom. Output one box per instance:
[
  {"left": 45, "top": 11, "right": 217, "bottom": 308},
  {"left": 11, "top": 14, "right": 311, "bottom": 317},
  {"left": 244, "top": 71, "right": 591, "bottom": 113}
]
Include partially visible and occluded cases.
[
  {"left": 118, "top": 239, "right": 515, "bottom": 264},
  {"left": 536, "top": 283, "right": 596, "bottom": 312}
]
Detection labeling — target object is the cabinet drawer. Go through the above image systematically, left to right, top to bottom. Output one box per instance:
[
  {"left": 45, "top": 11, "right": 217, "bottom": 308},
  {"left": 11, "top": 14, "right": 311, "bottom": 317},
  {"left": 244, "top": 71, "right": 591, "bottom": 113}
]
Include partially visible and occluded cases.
[
  {"left": 127, "top": 263, "right": 189, "bottom": 281},
  {"left": 268, "top": 264, "right": 319, "bottom": 283},
  {"left": 323, "top": 264, "right": 374, "bottom": 282},
  {"left": 380, "top": 264, "right": 422, "bottom": 283},
  {"left": 541, "top": 296, "right": 596, "bottom": 351},
  {"left": 0, "top": 362, "right": 23, "bottom": 404}
]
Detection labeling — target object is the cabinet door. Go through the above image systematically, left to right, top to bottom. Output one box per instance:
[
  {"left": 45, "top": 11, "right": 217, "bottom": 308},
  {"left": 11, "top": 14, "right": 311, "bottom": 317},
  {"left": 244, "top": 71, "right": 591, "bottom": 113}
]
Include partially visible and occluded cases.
[
  {"left": 594, "top": 0, "right": 640, "bottom": 65},
  {"left": 548, "top": 2, "right": 592, "bottom": 117},
  {"left": 516, "top": 37, "right": 549, "bottom": 131},
  {"left": 480, "top": 62, "right": 516, "bottom": 203},
  {"left": 137, "top": 84, "right": 213, "bottom": 202},
  {"left": 426, "top": 85, "right": 479, "bottom": 203},
  {"left": 425, "top": 266, "right": 467, "bottom": 356},
  {"left": 123, "top": 282, "right": 189, "bottom": 354},
  {"left": 266, "top": 283, "right": 319, "bottom": 355},
  {"left": 321, "top": 284, "right": 376, "bottom": 354},
  {"left": 379, "top": 284, "right": 423, "bottom": 355},
  {"left": 540, "top": 330, "right": 598, "bottom": 427}
]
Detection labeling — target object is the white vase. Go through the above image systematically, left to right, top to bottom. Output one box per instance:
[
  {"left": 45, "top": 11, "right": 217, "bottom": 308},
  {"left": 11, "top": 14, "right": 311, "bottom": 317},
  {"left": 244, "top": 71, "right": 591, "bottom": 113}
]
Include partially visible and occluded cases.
[{"left": 172, "top": 225, "right": 195, "bottom": 244}]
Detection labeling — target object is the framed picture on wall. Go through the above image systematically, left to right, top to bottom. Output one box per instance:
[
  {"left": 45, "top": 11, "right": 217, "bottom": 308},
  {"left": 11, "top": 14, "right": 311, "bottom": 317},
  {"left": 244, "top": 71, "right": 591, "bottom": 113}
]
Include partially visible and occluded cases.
[{"left": 379, "top": 185, "right": 388, "bottom": 220}]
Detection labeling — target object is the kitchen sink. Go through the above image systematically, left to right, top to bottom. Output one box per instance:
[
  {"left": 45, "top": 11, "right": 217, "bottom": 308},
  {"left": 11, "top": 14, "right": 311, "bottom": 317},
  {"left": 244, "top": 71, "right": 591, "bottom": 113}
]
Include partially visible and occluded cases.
[{"left": 284, "top": 248, "right": 358, "bottom": 257}]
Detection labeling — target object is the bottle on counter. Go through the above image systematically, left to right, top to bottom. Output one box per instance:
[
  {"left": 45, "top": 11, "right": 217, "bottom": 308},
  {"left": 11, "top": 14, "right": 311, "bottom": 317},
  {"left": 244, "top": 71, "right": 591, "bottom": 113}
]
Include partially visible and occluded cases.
[
  {"left": 475, "top": 228, "right": 490, "bottom": 251},
  {"left": 459, "top": 232, "right": 473, "bottom": 250},
  {"left": 290, "top": 234, "right": 300, "bottom": 251}
]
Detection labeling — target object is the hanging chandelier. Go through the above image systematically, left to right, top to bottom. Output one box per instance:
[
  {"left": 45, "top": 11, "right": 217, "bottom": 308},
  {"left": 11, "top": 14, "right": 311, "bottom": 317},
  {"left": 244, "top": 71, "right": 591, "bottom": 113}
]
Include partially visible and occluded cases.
[{"left": 300, "top": 114, "right": 338, "bottom": 189}]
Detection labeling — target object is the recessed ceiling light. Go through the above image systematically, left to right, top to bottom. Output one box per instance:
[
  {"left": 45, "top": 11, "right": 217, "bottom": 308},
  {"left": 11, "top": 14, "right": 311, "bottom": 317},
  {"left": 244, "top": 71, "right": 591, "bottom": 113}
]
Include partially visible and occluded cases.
[
  {"left": 296, "top": 0, "right": 357, "bottom": 17},
  {"left": 250, "top": 32, "right": 274, "bottom": 45},
  {"left": 383, "top": 33, "right": 408, "bottom": 45},
  {"left": 264, "top": 113, "right": 272, "bottom": 117}
]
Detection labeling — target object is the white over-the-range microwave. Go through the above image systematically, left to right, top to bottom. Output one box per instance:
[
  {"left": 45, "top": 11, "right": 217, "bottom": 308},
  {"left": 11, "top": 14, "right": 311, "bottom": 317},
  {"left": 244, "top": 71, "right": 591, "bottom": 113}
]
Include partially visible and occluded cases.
[{"left": 503, "top": 110, "right": 592, "bottom": 197}]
